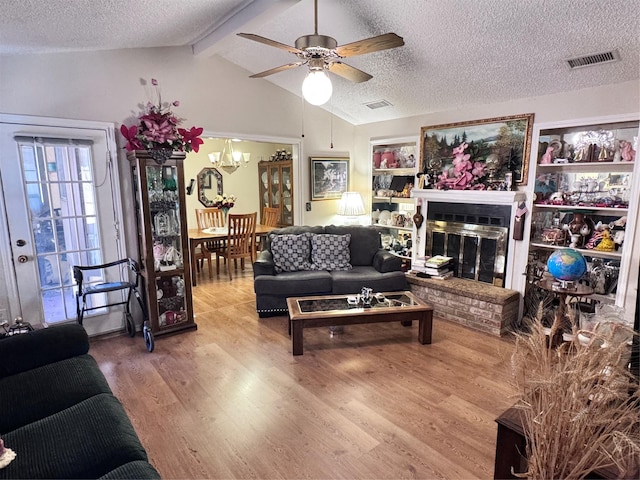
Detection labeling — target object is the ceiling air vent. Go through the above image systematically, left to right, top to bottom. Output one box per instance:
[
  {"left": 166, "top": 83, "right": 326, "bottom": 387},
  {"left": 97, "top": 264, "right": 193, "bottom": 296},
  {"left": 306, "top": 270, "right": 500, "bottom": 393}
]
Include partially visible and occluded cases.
[
  {"left": 566, "top": 50, "right": 620, "bottom": 69},
  {"left": 364, "top": 99, "right": 392, "bottom": 110}
]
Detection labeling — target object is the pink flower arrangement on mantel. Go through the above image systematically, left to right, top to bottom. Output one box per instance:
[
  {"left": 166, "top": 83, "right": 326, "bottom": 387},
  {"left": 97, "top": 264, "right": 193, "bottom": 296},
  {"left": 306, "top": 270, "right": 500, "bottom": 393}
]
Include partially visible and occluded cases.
[
  {"left": 120, "top": 78, "right": 203, "bottom": 153},
  {"left": 436, "top": 142, "right": 487, "bottom": 190}
]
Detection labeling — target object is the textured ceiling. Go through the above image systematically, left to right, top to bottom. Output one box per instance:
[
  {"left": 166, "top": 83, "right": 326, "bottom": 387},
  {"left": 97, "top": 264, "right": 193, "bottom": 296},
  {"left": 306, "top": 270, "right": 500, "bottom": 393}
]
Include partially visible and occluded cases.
[{"left": 1, "top": 0, "right": 639, "bottom": 125}]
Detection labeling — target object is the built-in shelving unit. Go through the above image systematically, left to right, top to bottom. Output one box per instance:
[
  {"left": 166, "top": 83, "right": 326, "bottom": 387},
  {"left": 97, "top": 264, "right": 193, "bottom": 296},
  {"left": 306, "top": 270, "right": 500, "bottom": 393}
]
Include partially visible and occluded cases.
[
  {"left": 525, "top": 115, "right": 640, "bottom": 318},
  {"left": 370, "top": 137, "right": 419, "bottom": 266}
]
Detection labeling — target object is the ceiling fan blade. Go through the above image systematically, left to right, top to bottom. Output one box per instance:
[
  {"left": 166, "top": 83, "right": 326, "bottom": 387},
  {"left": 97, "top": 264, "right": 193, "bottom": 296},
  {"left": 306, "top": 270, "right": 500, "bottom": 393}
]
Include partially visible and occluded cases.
[
  {"left": 237, "top": 33, "right": 303, "bottom": 55},
  {"left": 334, "top": 33, "right": 405, "bottom": 57},
  {"left": 249, "top": 62, "right": 304, "bottom": 78},
  {"left": 328, "top": 62, "right": 372, "bottom": 83}
]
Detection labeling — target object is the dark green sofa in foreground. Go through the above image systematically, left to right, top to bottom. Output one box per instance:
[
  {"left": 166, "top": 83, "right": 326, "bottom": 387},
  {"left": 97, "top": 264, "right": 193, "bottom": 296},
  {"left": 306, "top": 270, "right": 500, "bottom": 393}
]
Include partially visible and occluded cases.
[{"left": 0, "top": 324, "right": 160, "bottom": 479}]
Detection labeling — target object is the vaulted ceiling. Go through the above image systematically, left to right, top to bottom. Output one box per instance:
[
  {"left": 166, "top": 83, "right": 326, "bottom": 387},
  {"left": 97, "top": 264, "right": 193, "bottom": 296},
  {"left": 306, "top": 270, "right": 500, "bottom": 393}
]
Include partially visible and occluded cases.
[{"left": 2, "top": 0, "right": 639, "bottom": 125}]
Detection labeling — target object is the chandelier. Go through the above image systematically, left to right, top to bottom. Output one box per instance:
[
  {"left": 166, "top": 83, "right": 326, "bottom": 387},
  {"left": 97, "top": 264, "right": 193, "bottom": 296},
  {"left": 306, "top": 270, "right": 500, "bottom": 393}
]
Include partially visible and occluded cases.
[{"left": 208, "top": 139, "right": 251, "bottom": 173}]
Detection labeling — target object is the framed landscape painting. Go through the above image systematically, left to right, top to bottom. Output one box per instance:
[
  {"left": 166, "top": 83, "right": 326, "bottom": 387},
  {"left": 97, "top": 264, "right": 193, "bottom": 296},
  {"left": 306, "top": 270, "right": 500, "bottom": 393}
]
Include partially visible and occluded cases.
[
  {"left": 420, "top": 113, "right": 534, "bottom": 186},
  {"left": 310, "top": 157, "right": 349, "bottom": 200}
]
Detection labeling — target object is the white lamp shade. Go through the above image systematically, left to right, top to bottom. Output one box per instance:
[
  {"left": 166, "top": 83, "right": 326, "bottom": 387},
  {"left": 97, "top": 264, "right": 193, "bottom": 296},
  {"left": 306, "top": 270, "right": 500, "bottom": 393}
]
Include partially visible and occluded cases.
[
  {"left": 302, "top": 70, "right": 333, "bottom": 106},
  {"left": 232, "top": 151, "right": 242, "bottom": 163},
  {"left": 208, "top": 152, "right": 221, "bottom": 164},
  {"left": 337, "top": 192, "right": 365, "bottom": 216}
]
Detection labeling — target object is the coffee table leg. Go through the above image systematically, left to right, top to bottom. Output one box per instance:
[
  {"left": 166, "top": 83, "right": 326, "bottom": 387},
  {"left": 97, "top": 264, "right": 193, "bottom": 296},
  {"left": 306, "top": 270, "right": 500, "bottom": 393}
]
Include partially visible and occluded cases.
[
  {"left": 418, "top": 310, "right": 433, "bottom": 344},
  {"left": 292, "top": 321, "right": 303, "bottom": 355}
]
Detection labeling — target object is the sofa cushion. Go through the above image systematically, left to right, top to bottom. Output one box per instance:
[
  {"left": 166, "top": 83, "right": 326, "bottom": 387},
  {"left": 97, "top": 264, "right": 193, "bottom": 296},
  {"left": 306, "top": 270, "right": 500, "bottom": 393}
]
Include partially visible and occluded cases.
[
  {"left": 263, "top": 225, "right": 325, "bottom": 251},
  {"left": 324, "top": 225, "right": 381, "bottom": 266},
  {"left": 270, "top": 233, "right": 312, "bottom": 273},
  {"left": 310, "top": 233, "right": 352, "bottom": 271},
  {"left": 331, "top": 266, "right": 409, "bottom": 294},
  {"left": 254, "top": 270, "right": 332, "bottom": 296},
  {"left": 0, "top": 323, "right": 89, "bottom": 379},
  {"left": 0, "top": 354, "right": 112, "bottom": 433},
  {"left": 0, "top": 393, "right": 150, "bottom": 479}
]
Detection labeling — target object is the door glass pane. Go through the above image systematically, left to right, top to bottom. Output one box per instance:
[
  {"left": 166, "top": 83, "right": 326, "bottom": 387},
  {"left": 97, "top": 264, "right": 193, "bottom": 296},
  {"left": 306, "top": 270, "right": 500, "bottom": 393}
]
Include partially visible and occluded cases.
[
  {"left": 18, "top": 140, "right": 103, "bottom": 324},
  {"left": 149, "top": 165, "right": 182, "bottom": 272},
  {"left": 271, "top": 167, "right": 280, "bottom": 206},
  {"left": 33, "top": 219, "right": 55, "bottom": 254}
]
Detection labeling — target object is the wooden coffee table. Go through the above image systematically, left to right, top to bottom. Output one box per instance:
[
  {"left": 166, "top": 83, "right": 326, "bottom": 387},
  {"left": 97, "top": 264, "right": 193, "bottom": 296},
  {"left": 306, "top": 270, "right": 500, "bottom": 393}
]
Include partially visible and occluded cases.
[{"left": 286, "top": 291, "right": 433, "bottom": 355}]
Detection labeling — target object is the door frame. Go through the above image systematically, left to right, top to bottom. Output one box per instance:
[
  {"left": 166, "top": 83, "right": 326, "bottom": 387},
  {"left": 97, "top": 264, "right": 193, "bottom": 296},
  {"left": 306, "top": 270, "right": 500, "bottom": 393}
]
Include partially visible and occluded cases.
[
  {"left": 0, "top": 113, "right": 124, "bottom": 324},
  {"left": 205, "top": 130, "right": 304, "bottom": 226}
]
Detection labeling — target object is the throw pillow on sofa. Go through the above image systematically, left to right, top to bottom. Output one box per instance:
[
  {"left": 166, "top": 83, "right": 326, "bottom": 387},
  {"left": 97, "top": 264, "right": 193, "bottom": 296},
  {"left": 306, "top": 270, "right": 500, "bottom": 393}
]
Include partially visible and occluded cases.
[
  {"left": 270, "top": 233, "right": 312, "bottom": 272},
  {"left": 310, "top": 233, "right": 352, "bottom": 271}
]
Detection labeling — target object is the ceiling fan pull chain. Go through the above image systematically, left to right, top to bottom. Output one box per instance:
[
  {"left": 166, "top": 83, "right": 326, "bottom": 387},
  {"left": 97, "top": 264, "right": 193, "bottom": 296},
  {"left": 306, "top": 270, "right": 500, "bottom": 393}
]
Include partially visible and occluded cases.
[
  {"left": 301, "top": 95, "right": 305, "bottom": 138},
  {"left": 330, "top": 96, "right": 334, "bottom": 149}
]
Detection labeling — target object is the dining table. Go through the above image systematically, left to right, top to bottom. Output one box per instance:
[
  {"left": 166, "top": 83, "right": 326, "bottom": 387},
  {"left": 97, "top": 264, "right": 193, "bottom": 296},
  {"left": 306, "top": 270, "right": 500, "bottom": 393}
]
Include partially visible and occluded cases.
[{"left": 188, "top": 224, "right": 275, "bottom": 286}]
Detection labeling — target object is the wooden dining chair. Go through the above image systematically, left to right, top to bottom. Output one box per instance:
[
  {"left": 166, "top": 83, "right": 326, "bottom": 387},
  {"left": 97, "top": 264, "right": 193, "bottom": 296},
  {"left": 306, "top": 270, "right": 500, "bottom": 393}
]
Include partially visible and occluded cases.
[
  {"left": 256, "top": 206, "right": 280, "bottom": 254},
  {"left": 261, "top": 206, "right": 280, "bottom": 227},
  {"left": 194, "top": 208, "right": 225, "bottom": 278},
  {"left": 196, "top": 208, "right": 225, "bottom": 230},
  {"left": 216, "top": 212, "right": 257, "bottom": 280}
]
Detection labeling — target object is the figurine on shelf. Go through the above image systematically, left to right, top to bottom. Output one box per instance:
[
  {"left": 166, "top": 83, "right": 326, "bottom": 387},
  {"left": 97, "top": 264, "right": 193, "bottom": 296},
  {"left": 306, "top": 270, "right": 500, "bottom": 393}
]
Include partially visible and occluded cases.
[
  {"left": 620, "top": 140, "right": 636, "bottom": 162},
  {"left": 540, "top": 146, "right": 554, "bottom": 164},
  {"left": 566, "top": 212, "right": 593, "bottom": 248},
  {"left": 594, "top": 226, "right": 615, "bottom": 251},
  {"left": 613, "top": 230, "right": 625, "bottom": 250},
  {"left": 569, "top": 233, "right": 581, "bottom": 248}
]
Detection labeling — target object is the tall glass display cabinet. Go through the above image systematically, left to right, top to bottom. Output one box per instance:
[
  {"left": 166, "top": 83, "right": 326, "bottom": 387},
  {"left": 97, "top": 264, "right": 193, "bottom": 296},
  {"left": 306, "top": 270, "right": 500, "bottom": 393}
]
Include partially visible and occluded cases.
[
  {"left": 127, "top": 150, "right": 197, "bottom": 339},
  {"left": 258, "top": 160, "right": 293, "bottom": 226}
]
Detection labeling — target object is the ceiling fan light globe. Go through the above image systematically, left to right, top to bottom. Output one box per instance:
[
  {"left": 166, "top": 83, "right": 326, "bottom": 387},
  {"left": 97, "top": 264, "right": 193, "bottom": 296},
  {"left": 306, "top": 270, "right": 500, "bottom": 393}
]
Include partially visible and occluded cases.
[{"left": 302, "top": 70, "right": 332, "bottom": 105}]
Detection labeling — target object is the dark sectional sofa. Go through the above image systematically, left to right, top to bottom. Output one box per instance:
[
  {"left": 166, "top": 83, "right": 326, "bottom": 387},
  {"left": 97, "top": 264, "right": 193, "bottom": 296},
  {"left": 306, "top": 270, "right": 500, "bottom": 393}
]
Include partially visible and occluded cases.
[
  {"left": 253, "top": 225, "right": 409, "bottom": 316},
  {"left": 0, "top": 324, "right": 160, "bottom": 479}
]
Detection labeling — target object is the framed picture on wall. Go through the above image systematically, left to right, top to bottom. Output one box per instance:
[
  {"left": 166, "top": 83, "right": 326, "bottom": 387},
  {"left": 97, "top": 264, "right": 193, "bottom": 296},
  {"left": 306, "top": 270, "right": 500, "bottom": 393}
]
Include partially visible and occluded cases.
[
  {"left": 420, "top": 113, "right": 534, "bottom": 187},
  {"left": 310, "top": 157, "right": 349, "bottom": 201}
]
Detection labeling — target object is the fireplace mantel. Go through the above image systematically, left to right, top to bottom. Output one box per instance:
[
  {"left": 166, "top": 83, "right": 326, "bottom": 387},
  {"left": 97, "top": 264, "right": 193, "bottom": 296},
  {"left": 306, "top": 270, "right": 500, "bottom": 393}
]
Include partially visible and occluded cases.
[{"left": 411, "top": 188, "right": 526, "bottom": 205}]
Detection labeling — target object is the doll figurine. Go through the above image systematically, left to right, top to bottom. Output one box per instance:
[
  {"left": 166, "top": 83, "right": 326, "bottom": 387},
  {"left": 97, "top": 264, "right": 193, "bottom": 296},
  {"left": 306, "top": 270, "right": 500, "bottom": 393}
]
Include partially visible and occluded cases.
[
  {"left": 620, "top": 140, "right": 636, "bottom": 162},
  {"left": 540, "top": 146, "right": 554, "bottom": 164}
]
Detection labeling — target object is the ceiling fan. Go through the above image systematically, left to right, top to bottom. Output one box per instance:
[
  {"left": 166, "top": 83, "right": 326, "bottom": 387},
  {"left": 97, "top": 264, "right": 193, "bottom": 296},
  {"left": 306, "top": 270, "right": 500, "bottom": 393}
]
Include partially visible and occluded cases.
[{"left": 237, "top": 0, "right": 405, "bottom": 105}]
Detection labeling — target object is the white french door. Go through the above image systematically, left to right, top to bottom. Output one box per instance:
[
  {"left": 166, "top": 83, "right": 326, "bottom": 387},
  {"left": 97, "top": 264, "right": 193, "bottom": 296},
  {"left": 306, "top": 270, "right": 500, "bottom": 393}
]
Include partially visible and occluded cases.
[{"left": 0, "top": 117, "right": 126, "bottom": 335}]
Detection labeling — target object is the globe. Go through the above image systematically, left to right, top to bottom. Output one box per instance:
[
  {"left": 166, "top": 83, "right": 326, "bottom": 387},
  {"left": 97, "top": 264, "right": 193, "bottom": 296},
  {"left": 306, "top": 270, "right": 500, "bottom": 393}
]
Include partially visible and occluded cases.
[{"left": 546, "top": 248, "right": 587, "bottom": 282}]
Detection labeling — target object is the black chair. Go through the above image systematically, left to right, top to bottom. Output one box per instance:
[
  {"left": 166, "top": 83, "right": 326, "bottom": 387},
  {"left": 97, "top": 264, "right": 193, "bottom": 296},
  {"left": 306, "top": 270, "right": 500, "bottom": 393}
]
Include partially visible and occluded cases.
[{"left": 73, "top": 258, "right": 153, "bottom": 352}]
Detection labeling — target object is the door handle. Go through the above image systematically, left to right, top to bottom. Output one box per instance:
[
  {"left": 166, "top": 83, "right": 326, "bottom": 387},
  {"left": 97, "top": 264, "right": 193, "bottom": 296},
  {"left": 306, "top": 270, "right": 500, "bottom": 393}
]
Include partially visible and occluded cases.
[{"left": 17, "top": 255, "right": 29, "bottom": 263}]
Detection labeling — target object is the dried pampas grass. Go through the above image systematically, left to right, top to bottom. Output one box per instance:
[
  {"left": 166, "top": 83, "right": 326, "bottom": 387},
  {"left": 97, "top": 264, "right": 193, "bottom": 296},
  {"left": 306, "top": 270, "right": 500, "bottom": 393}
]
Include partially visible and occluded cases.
[{"left": 511, "top": 310, "right": 639, "bottom": 479}]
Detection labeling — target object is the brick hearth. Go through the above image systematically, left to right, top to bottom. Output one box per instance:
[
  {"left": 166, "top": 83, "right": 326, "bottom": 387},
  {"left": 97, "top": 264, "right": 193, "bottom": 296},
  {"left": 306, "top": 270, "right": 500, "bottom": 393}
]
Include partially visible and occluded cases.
[{"left": 407, "top": 274, "right": 520, "bottom": 336}]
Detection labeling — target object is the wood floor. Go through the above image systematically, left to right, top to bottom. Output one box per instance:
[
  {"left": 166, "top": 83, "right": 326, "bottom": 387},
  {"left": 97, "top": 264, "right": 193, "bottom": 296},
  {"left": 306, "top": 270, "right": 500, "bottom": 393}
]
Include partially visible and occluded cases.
[{"left": 90, "top": 267, "right": 518, "bottom": 479}]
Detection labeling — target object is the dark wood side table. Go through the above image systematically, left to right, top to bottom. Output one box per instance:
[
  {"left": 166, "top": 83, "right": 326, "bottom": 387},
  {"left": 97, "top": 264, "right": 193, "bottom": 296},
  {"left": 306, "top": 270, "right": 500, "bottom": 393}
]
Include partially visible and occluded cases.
[
  {"left": 537, "top": 278, "right": 594, "bottom": 345},
  {"left": 494, "top": 405, "right": 639, "bottom": 479},
  {"left": 494, "top": 407, "right": 527, "bottom": 479}
]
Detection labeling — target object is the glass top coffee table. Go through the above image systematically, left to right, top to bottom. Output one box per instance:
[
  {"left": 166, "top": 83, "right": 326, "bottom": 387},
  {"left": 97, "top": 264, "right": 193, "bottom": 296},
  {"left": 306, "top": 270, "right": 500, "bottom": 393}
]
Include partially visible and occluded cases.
[{"left": 286, "top": 291, "right": 433, "bottom": 355}]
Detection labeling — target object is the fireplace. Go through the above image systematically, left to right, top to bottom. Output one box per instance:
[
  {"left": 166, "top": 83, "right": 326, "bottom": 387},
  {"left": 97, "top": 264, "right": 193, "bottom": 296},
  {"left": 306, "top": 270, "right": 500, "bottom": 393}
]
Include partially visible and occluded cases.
[
  {"left": 411, "top": 189, "right": 527, "bottom": 292},
  {"left": 425, "top": 202, "right": 511, "bottom": 287}
]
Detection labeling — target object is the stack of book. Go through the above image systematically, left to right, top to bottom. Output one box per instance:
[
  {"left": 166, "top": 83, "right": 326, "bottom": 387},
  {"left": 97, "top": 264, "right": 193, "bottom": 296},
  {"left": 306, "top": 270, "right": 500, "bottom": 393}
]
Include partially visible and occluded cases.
[{"left": 423, "top": 255, "right": 454, "bottom": 279}]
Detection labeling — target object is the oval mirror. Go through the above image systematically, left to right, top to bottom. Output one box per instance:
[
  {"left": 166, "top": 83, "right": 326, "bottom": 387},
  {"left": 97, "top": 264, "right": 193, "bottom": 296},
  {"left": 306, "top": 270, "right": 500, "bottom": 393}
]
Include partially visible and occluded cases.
[{"left": 197, "top": 168, "right": 223, "bottom": 207}]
